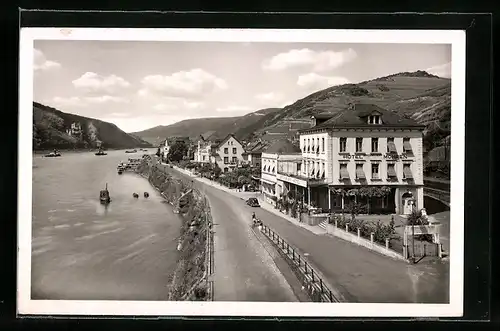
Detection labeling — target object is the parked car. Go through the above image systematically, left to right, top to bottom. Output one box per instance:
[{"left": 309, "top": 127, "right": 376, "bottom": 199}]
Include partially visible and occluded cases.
[{"left": 246, "top": 197, "right": 260, "bottom": 207}]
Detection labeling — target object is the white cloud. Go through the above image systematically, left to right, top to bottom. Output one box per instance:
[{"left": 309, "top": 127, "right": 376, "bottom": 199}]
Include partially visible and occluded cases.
[
  {"left": 262, "top": 48, "right": 357, "bottom": 72},
  {"left": 34, "top": 49, "right": 61, "bottom": 71},
  {"left": 425, "top": 62, "right": 451, "bottom": 78},
  {"left": 140, "top": 68, "right": 228, "bottom": 98},
  {"left": 72, "top": 72, "right": 131, "bottom": 94},
  {"left": 297, "top": 73, "right": 351, "bottom": 90},
  {"left": 255, "top": 92, "right": 285, "bottom": 104},
  {"left": 85, "top": 95, "right": 129, "bottom": 104},
  {"left": 51, "top": 96, "right": 82, "bottom": 107},
  {"left": 152, "top": 97, "right": 205, "bottom": 114},
  {"left": 216, "top": 105, "right": 253, "bottom": 113}
]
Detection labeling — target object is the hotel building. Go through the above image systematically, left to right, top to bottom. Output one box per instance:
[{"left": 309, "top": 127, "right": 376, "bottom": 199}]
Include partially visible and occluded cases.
[{"left": 276, "top": 103, "right": 425, "bottom": 215}]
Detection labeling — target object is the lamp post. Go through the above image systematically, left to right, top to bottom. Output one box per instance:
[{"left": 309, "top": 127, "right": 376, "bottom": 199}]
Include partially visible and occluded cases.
[{"left": 411, "top": 200, "right": 416, "bottom": 264}]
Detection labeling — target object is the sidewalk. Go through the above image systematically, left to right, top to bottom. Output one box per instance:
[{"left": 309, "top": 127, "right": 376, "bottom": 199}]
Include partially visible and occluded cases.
[{"left": 257, "top": 197, "right": 327, "bottom": 236}]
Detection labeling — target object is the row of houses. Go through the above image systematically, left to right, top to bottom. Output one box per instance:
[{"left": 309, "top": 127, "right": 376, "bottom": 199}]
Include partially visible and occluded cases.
[
  {"left": 163, "top": 102, "right": 426, "bottom": 216},
  {"left": 259, "top": 103, "right": 425, "bottom": 216}
]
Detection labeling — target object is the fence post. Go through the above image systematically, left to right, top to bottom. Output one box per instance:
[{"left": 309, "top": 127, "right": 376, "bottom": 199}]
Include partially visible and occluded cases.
[
  {"left": 345, "top": 223, "right": 349, "bottom": 232},
  {"left": 357, "top": 227, "right": 361, "bottom": 238},
  {"left": 370, "top": 232, "right": 374, "bottom": 243},
  {"left": 385, "top": 238, "right": 389, "bottom": 250},
  {"left": 292, "top": 249, "right": 295, "bottom": 261},
  {"left": 298, "top": 254, "right": 301, "bottom": 265},
  {"left": 304, "top": 262, "right": 308, "bottom": 274}
]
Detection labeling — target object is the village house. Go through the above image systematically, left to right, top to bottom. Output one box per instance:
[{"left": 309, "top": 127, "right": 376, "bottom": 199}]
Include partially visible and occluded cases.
[
  {"left": 273, "top": 103, "right": 426, "bottom": 216},
  {"left": 194, "top": 131, "right": 218, "bottom": 164},
  {"left": 208, "top": 134, "right": 246, "bottom": 173},
  {"left": 161, "top": 136, "right": 190, "bottom": 161},
  {"left": 260, "top": 139, "right": 302, "bottom": 206},
  {"left": 242, "top": 140, "right": 269, "bottom": 168}
]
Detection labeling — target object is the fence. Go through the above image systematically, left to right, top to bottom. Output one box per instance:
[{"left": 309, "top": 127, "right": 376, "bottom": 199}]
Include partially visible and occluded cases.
[{"left": 258, "top": 223, "right": 343, "bottom": 303}]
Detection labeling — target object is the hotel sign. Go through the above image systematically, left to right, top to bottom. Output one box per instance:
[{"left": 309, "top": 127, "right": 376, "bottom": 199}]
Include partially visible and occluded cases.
[
  {"left": 340, "top": 153, "right": 409, "bottom": 160},
  {"left": 276, "top": 174, "right": 308, "bottom": 188}
]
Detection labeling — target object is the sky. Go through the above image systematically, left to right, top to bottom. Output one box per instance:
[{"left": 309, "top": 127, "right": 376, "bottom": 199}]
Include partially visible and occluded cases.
[{"left": 33, "top": 41, "right": 451, "bottom": 133}]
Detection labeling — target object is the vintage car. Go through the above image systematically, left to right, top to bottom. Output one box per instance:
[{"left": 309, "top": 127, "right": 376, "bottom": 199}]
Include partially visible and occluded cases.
[{"left": 246, "top": 197, "right": 260, "bottom": 207}]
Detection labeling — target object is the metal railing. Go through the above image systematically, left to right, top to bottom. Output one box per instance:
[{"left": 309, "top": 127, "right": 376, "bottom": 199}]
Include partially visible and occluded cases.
[
  {"left": 424, "top": 187, "right": 450, "bottom": 205},
  {"left": 258, "top": 223, "right": 343, "bottom": 303}
]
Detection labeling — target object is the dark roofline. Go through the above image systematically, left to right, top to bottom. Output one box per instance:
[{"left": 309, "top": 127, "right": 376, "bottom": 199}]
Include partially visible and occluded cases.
[
  {"left": 298, "top": 124, "right": 426, "bottom": 134},
  {"left": 214, "top": 133, "right": 243, "bottom": 149}
]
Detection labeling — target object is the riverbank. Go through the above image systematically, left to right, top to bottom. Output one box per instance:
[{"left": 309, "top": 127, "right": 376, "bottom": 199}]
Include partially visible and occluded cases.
[{"left": 136, "top": 159, "right": 211, "bottom": 301}]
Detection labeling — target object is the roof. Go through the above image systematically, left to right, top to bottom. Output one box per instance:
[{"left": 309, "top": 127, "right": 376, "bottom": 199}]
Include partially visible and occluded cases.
[
  {"left": 300, "top": 103, "right": 425, "bottom": 133},
  {"left": 200, "top": 130, "right": 216, "bottom": 141},
  {"left": 214, "top": 134, "right": 243, "bottom": 149},
  {"left": 263, "top": 139, "right": 301, "bottom": 155},
  {"left": 245, "top": 141, "right": 269, "bottom": 154}
]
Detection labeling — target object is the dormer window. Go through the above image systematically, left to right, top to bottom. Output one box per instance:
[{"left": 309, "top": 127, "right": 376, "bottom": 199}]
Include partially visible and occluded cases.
[{"left": 368, "top": 115, "right": 381, "bottom": 124}]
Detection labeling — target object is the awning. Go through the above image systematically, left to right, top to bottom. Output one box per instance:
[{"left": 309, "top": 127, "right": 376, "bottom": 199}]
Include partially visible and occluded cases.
[
  {"left": 387, "top": 141, "right": 397, "bottom": 153},
  {"left": 403, "top": 141, "right": 413, "bottom": 153},
  {"left": 387, "top": 166, "right": 397, "bottom": 177},
  {"left": 403, "top": 166, "right": 413, "bottom": 179},
  {"left": 340, "top": 167, "right": 350, "bottom": 179},
  {"left": 355, "top": 167, "right": 365, "bottom": 179}
]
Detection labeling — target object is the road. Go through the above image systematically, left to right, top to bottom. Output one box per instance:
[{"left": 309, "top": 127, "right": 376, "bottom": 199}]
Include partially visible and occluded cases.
[
  {"left": 157, "top": 163, "right": 298, "bottom": 302},
  {"left": 165, "top": 164, "right": 448, "bottom": 303}
]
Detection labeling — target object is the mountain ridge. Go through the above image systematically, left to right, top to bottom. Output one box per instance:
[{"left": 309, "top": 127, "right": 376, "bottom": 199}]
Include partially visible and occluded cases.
[{"left": 33, "top": 102, "right": 152, "bottom": 150}]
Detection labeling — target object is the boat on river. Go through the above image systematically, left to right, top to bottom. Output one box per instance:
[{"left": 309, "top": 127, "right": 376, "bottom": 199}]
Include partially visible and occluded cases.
[
  {"left": 44, "top": 149, "right": 61, "bottom": 157},
  {"left": 125, "top": 149, "right": 137, "bottom": 154},
  {"left": 99, "top": 183, "right": 111, "bottom": 204}
]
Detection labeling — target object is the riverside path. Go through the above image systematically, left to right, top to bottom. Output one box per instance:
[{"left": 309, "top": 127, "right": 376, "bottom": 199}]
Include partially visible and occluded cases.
[{"left": 166, "top": 164, "right": 449, "bottom": 303}]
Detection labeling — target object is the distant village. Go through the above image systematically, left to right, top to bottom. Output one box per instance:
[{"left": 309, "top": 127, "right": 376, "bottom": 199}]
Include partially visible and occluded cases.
[{"left": 158, "top": 103, "right": 448, "bottom": 217}]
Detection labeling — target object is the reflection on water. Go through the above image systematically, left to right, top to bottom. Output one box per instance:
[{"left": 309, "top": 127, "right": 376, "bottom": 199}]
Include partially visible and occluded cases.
[{"left": 31, "top": 149, "right": 182, "bottom": 300}]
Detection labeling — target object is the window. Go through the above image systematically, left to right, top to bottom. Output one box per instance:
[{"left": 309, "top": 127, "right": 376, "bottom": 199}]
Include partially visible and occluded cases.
[
  {"left": 368, "top": 115, "right": 381, "bottom": 124},
  {"left": 322, "top": 137, "right": 325, "bottom": 152},
  {"left": 339, "top": 137, "right": 347, "bottom": 152},
  {"left": 387, "top": 137, "right": 396, "bottom": 153},
  {"left": 316, "top": 138, "right": 320, "bottom": 152},
  {"left": 356, "top": 138, "right": 363, "bottom": 152},
  {"left": 371, "top": 138, "right": 379, "bottom": 153},
  {"left": 403, "top": 138, "right": 412, "bottom": 153},
  {"left": 303, "top": 139, "right": 306, "bottom": 152},
  {"left": 307, "top": 139, "right": 310, "bottom": 151},
  {"left": 224, "top": 148, "right": 228, "bottom": 154},
  {"left": 232, "top": 148, "right": 237, "bottom": 154},
  {"left": 202, "top": 155, "right": 206, "bottom": 161},
  {"left": 224, "top": 156, "right": 229, "bottom": 164},
  {"left": 232, "top": 157, "right": 237, "bottom": 163},
  {"left": 322, "top": 162, "right": 325, "bottom": 178},
  {"left": 256, "top": 163, "right": 260, "bottom": 168},
  {"left": 297, "top": 163, "right": 302, "bottom": 173},
  {"left": 339, "top": 163, "right": 349, "bottom": 180},
  {"left": 355, "top": 163, "right": 365, "bottom": 180},
  {"left": 371, "top": 163, "right": 379, "bottom": 179},
  {"left": 387, "top": 163, "right": 396, "bottom": 179},
  {"left": 403, "top": 163, "right": 412, "bottom": 179},
  {"left": 224, "top": 167, "right": 229, "bottom": 173}
]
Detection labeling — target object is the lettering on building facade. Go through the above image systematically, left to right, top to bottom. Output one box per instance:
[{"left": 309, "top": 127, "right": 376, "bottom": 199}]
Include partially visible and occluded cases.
[{"left": 340, "top": 153, "right": 409, "bottom": 160}]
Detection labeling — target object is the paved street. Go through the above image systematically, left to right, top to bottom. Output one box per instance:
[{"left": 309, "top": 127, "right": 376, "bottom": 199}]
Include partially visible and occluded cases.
[
  {"left": 157, "top": 163, "right": 298, "bottom": 302},
  {"left": 165, "top": 164, "right": 449, "bottom": 303}
]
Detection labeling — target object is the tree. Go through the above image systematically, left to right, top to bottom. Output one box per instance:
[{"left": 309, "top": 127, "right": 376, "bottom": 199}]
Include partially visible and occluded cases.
[{"left": 167, "top": 140, "right": 189, "bottom": 162}]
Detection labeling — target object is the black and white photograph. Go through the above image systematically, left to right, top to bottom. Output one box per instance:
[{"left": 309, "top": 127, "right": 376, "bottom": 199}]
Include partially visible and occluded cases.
[{"left": 18, "top": 28, "right": 465, "bottom": 317}]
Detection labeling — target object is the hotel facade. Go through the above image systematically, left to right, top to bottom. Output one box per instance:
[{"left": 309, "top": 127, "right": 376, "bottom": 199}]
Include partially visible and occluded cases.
[{"left": 270, "top": 104, "right": 426, "bottom": 216}]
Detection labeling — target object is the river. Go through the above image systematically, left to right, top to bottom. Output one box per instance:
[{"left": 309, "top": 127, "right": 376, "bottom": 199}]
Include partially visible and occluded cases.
[{"left": 31, "top": 149, "right": 182, "bottom": 301}]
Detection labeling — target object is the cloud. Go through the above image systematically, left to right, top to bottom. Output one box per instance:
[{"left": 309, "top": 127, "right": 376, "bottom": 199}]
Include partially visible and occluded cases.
[
  {"left": 262, "top": 48, "right": 357, "bottom": 72},
  {"left": 34, "top": 49, "right": 61, "bottom": 71},
  {"left": 425, "top": 62, "right": 451, "bottom": 78},
  {"left": 140, "top": 68, "right": 228, "bottom": 99},
  {"left": 72, "top": 72, "right": 131, "bottom": 94},
  {"left": 297, "top": 73, "right": 351, "bottom": 90},
  {"left": 255, "top": 92, "right": 285, "bottom": 104},
  {"left": 85, "top": 95, "right": 129, "bottom": 104},
  {"left": 51, "top": 96, "right": 82, "bottom": 107},
  {"left": 152, "top": 97, "right": 205, "bottom": 114},
  {"left": 216, "top": 105, "right": 253, "bottom": 114}
]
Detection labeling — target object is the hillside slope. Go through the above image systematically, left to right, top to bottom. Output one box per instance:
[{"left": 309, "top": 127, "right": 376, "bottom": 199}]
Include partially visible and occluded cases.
[
  {"left": 235, "top": 71, "right": 451, "bottom": 154},
  {"left": 33, "top": 102, "right": 152, "bottom": 150},
  {"left": 132, "top": 107, "right": 281, "bottom": 145}
]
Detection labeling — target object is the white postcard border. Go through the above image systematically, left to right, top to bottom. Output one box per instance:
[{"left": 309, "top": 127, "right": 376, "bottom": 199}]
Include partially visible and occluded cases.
[{"left": 18, "top": 28, "right": 465, "bottom": 317}]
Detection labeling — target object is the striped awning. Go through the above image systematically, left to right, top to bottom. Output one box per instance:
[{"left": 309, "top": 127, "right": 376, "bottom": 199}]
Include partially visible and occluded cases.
[
  {"left": 387, "top": 141, "right": 397, "bottom": 153},
  {"left": 403, "top": 141, "right": 413, "bottom": 152},
  {"left": 355, "top": 166, "right": 365, "bottom": 179},
  {"left": 387, "top": 166, "right": 397, "bottom": 177},
  {"left": 403, "top": 166, "right": 413, "bottom": 179},
  {"left": 340, "top": 167, "right": 349, "bottom": 179}
]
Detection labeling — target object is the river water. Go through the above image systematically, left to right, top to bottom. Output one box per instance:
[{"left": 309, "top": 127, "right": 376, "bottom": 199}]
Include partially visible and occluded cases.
[{"left": 31, "top": 149, "right": 182, "bottom": 301}]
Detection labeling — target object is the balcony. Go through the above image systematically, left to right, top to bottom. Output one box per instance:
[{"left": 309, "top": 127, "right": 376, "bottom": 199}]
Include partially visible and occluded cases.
[{"left": 277, "top": 171, "right": 327, "bottom": 187}]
